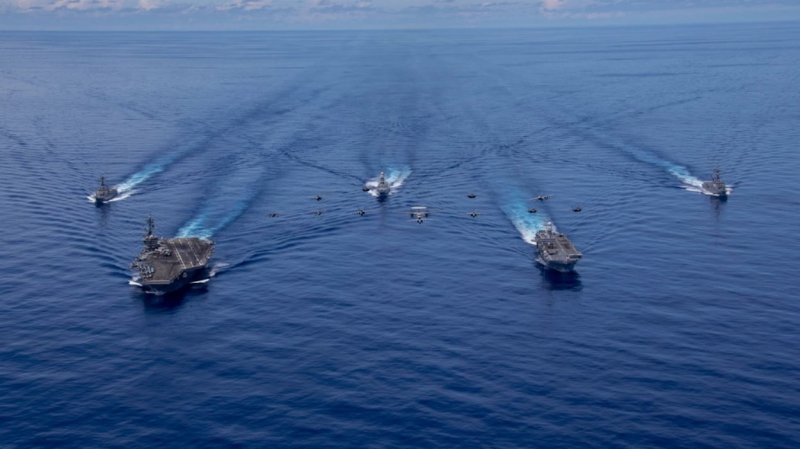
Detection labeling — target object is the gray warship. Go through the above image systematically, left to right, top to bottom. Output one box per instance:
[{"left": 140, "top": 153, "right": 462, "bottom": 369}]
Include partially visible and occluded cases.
[
  {"left": 701, "top": 169, "right": 728, "bottom": 197},
  {"left": 365, "top": 172, "right": 391, "bottom": 199},
  {"left": 93, "top": 176, "right": 118, "bottom": 204},
  {"left": 130, "top": 217, "right": 214, "bottom": 295},
  {"left": 534, "top": 222, "right": 582, "bottom": 272}
]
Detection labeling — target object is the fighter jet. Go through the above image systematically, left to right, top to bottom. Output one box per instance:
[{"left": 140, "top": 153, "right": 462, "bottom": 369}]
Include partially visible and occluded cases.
[{"left": 410, "top": 206, "right": 429, "bottom": 224}]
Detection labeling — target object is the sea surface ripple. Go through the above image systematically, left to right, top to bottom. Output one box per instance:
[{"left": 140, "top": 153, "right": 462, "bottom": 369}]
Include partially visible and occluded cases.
[{"left": 1, "top": 25, "right": 799, "bottom": 448}]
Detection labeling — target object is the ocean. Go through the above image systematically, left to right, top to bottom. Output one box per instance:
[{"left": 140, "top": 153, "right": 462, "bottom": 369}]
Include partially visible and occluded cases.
[{"left": 1, "top": 23, "right": 799, "bottom": 448}]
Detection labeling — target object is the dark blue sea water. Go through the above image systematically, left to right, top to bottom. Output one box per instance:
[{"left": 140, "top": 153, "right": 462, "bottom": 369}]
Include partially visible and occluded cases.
[{"left": 1, "top": 23, "right": 799, "bottom": 448}]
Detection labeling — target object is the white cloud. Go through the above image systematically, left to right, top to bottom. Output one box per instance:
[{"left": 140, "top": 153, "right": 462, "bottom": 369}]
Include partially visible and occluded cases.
[
  {"left": 8, "top": 0, "right": 140, "bottom": 11},
  {"left": 10, "top": 0, "right": 41, "bottom": 10},
  {"left": 47, "top": 0, "right": 126, "bottom": 11},
  {"left": 137, "top": 0, "right": 161, "bottom": 11},
  {"left": 216, "top": 0, "right": 272, "bottom": 11},
  {"left": 306, "top": 0, "right": 373, "bottom": 12},
  {"left": 537, "top": 0, "right": 629, "bottom": 20},
  {"left": 540, "top": 0, "right": 565, "bottom": 11}
]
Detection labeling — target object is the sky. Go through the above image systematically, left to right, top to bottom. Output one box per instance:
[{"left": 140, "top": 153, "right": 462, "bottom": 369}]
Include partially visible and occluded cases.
[{"left": 0, "top": 0, "right": 799, "bottom": 30}]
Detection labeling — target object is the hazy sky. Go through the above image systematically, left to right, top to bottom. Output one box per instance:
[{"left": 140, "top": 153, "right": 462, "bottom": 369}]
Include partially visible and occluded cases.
[{"left": 1, "top": 0, "right": 799, "bottom": 30}]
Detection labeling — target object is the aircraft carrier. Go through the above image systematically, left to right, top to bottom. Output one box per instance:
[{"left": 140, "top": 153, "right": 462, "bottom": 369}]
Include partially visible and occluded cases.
[
  {"left": 130, "top": 217, "right": 214, "bottom": 295},
  {"left": 534, "top": 222, "right": 582, "bottom": 272}
]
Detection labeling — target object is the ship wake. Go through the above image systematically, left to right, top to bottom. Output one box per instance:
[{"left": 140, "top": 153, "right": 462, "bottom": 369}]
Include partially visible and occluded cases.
[
  {"left": 627, "top": 149, "right": 725, "bottom": 194},
  {"left": 177, "top": 164, "right": 265, "bottom": 239},
  {"left": 364, "top": 166, "right": 412, "bottom": 197},
  {"left": 498, "top": 188, "right": 547, "bottom": 246},
  {"left": 86, "top": 189, "right": 134, "bottom": 203}
]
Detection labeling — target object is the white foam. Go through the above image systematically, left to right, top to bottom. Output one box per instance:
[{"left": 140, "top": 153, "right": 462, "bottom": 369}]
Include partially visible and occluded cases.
[
  {"left": 117, "top": 163, "right": 164, "bottom": 193},
  {"left": 666, "top": 164, "right": 735, "bottom": 196},
  {"left": 666, "top": 165, "right": 704, "bottom": 188},
  {"left": 364, "top": 167, "right": 412, "bottom": 197},
  {"left": 385, "top": 167, "right": 412, "bottom": 189},
  {"left": 678, "top": 177, "right": 734, "bottom": 197},
  {"left": 87, "top": 189, "right": 134, "bottom": 203},
  {"left": 110, "top": 189, "right": 134, "bottom": 201},
  {"left": 502, "top": 203, "right": 545, "bottom": 246},
  {"left": 177, "top": 218, "right": 212, "bottom": 239},
  {"left": 209, "top": 262, "right": 230, "bottom": 277}
]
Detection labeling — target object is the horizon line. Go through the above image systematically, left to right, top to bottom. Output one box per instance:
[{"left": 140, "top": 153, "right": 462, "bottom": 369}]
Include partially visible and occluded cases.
[{"left": 2, "top": 18, "right": 799, "bottom": 33}]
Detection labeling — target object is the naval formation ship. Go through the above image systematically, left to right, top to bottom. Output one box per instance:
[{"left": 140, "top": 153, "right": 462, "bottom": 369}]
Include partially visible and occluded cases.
[
  {"left": 701, "top": 169, "right": 728, "bottom": 197},
  {"left": 363, "top": 171, "right": 391, "bottom": 199},
  {"left": 374, "top": 172, "right": 391, "bottom": 198},
  {"left": 93, "top": 176, "right": 118, "bottom": 204},
  {"left": 130, "top": 217, "right": 214, "bottom": 295},
  {"left": 534, "top": 222, "right": 582, "bottom": 272}
]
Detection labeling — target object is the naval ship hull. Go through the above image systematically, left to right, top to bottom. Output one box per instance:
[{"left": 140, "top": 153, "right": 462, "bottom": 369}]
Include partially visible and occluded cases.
[
  {"left": 701, "top": 171, "right": 728, "bottom": 197},
  {"left": 92, "top": 177, "right": 118, "bottom": 204},
  {"left": 701, "top": 182, "right": 727, "bottom": 197},
  {"left": 93, "top": 189, "right": 119, "bottom": 204},
  {"left": 93, "top": 197, "right": 116, "bottom": 205},
  {"left": 131, "top": 220, "right": 214, "bottom": 296},
  {"left": 534, "top": 224, "right": 582, "bottom": 273},
  {"left": 536, "top": 256, "right": 579, "bottom": 273},
  {"left": 137, "top": 266, "right": 209, "bottom": 295}
]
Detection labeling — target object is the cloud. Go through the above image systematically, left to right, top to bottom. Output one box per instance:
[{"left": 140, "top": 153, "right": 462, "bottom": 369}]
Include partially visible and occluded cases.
[
  {"left": 4, "top": 0, "right": 800, "bottom": 28},
  {"left": 8, "top": 0, "right": 154, "bottom": 12},
  {"left": 47, "top": 0, "right": 125, "bottom": 11},
  {"left": 137, "top": 0, "right": 161, "bottom": 11},
  {"left": 216, "top": 0, "right": 272, "bottom": 11},
  {"left": 306, "top": 0, "right": 373, "bottom": 13},
  {"left": 537, "top": 0, "right": 629, "bottom": 20},
  {"left": 540, "top": 0, "right": 565, "bottom": 11}
]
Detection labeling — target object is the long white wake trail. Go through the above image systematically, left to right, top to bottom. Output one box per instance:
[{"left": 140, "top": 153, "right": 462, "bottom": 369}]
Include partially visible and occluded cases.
[
  {"left": 628, "top": 149, "right": 731, "bottom": 195},
  {"left": 177, "top": 164, "right": 265, "bottom": 239},
  {"left": 499, "top": 188, "right": 547, "bottom": 246},
  {"left": 86, "top": 189, "right": 134, "bottom": 203}
]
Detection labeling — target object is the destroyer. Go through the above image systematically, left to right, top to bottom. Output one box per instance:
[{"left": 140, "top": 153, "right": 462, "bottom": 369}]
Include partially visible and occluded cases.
[
  {"left": 701, "top": 169, "right": 728, "bottom": 197},
  {"left": 366, "top": 172, "right": 391, "bottom": 199},
  {"left": 93, "top": 176, "right": 118, "bottom": 204},
  {"left": 130, "top": 217, "right": 214, "bottom": 295},
  {"left": 534, "top": 222, "right": 582, "bottom": 272}
]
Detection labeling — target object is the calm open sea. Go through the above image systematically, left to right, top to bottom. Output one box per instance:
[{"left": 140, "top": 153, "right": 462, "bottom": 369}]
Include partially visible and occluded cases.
[{"left": 1, "top": 23, "right": 799, "bottom": 448}]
